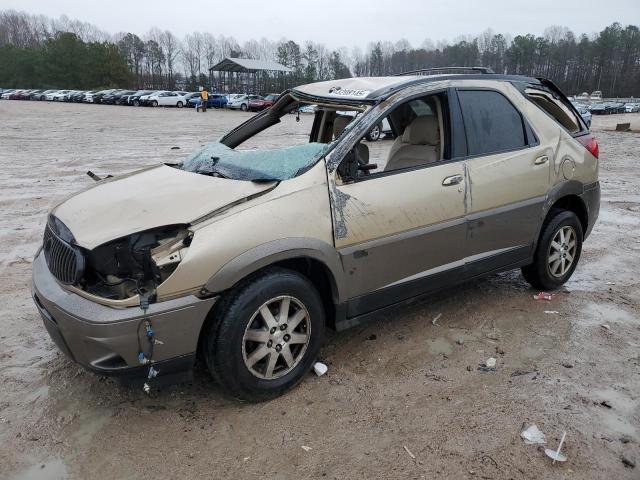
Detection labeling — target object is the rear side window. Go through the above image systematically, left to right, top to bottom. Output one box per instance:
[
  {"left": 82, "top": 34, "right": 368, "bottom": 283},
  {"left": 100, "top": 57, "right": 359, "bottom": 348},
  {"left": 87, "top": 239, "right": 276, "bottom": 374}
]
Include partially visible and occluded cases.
[
  {"left": 525, "top": 88, "right": 581, "bottom": 134},
  {"left": 457, "top": 90, "right": 527, "bottom": 156}
]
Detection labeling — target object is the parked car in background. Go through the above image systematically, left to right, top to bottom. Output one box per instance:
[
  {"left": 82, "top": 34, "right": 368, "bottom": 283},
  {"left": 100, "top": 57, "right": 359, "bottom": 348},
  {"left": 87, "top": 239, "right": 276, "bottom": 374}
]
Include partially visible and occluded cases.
[
  {"left": 1, "top": 88, "right": 16, "bottom": 98},
  {"left": 10, "top": 89, "right": 30, "bottom": 100},
  {"left": 15, "top": 89, "right": 38, "bottom": 100},
  {"left": 34, "top": 89, "right": 58, "bottom": 101},
  {"left": 90, "top": 89, "right": 119, "bottom": 104},
  {"left": 48, "top": 90, "right": 71, "bottom": 101},
  {"left": 102, "top": 90, "right": 136, "bottom": 105},
  {"left": 127, "top": 90, "right": 155, "bottom": 106},
  {"left": 69, "top": 91, "right": 88, "bottom": 102},
  {"left": 139, "top": 91, "right": 168, "bottom": 106},
  {"left": 145, "top": 91, "right": 189, "bottom": 108},
  {"left": 590, "top": 91, "right": 603, "bottom": 101},
  {"left": 182, "top": 92, "right": 201, "bottom": 106},
  {"left": 576, "top": 92, "right": 589, "bottom": 101},
  {"left": 189, "top": 93, "right": 228, "bottom": 109},
  {"left": 227, "top": 94, "right": 260, "bottom": 111},
  {"left": 248, "top": 94, "right": 279, "bottom": 111},
  {"left": 571, "top": 102, "right": 592, "bottom": 128},
  {"left": 608, "top": 102, "right": 625, "bottom": 114},
  {"left": 624, "top": 102, "right": 640, "bottom": 113},
  {"left": 589, "top": 103, "right": 610, "bottom": 115},
  {"left": 298, "top": 104, "right": 318, "bottom": 114}
]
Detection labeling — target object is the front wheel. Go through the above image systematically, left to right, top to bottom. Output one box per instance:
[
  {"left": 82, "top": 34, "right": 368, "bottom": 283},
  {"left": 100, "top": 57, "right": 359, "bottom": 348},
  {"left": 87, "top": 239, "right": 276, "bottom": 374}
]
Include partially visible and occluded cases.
[
  {"left": 133, "top": 99, "right": 140, "bottom": 106},
  {"left": 151, "top": 100, "right": 158, "bottom": 107},
  {"left": 176, "top": 101, "right": 183, "bottom": 108},
  {"left": 240, "top": 103, "right": 248, "bottom": 111},
  {"left": 522, "top": 210, "right": 583, "bottom": 290},
  {"left": 203, "top": 268, "right": 325, "bottom": 401}
]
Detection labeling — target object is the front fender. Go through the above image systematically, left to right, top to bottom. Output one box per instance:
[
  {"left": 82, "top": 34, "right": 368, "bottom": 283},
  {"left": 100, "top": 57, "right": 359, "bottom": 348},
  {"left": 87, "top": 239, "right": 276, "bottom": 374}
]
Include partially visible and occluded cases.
[{"left": 204, "top": 237, "right": 347, "bottom": 303}]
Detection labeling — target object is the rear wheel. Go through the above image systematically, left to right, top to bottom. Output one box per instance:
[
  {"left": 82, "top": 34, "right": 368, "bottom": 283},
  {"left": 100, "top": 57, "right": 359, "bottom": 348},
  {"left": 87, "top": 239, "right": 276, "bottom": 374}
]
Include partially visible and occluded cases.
[
  {"left": 133, "top": 99, "right": 140, "bottom": 106},
  {"left": 151, "top": 100, "right": 158, "bottom": 107},
  {"left": 176, "top": 101, "right": 183, "bottom": 108},
  {"left": 240, "top": 103, "right": 248, "bottom": 111},
  {"left": 522, "top": 209, "right": 583, "bottom": 290},
  {"left": 203, "top": 268, "right": 325, "bottom": 401}
]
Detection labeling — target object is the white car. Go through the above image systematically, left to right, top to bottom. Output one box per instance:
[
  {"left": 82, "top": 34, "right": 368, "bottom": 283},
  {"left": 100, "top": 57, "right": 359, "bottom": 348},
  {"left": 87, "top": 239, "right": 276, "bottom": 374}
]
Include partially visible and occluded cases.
[
  {"left": 1, "top": 89, "right": 21, "bottom": 99},
  {"left": 49, "top": 90, "right": 71, "bottom": 101},
  {"left": 138, "top": 91, "right": 166, "bottom": 106},
  {"left": 147, "top": 91, "right": 189, "bottom": 108},
  {"left": 227, "top": 94, "right": 260, "bottom": 111},
  {"left": 624, "top": 103, "right": 640, "bottom": 113}
]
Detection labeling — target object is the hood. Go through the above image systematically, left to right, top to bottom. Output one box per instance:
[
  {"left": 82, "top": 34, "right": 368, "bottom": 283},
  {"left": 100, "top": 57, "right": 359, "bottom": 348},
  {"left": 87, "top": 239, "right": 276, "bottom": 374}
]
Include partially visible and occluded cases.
[{"left": 52, "top": 165, "right": 276, "bottom": 249}]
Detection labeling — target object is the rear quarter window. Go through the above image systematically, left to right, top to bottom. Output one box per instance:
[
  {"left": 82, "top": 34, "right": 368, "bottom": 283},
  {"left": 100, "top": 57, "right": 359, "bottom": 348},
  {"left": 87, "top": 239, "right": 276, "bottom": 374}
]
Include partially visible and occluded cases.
[
  {"left": 525, "top": 88, "right": 581, "bottom": 134},
  {"left": 457, "top": 89, "right": 527, "bottom": 156}
]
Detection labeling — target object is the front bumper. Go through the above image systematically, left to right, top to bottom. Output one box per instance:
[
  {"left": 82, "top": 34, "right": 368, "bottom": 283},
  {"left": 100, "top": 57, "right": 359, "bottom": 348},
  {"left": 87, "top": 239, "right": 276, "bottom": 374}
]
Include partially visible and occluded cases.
[{"left": 31, "top": 252, "right": 218, "bottom": 381}]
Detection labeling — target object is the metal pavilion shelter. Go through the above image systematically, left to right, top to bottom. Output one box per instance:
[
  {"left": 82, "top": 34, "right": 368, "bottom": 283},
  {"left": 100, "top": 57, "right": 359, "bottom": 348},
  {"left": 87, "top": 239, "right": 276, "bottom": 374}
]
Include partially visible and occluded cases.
[{"left": 209, "top": 57, "right": 294, "bottom": 95}]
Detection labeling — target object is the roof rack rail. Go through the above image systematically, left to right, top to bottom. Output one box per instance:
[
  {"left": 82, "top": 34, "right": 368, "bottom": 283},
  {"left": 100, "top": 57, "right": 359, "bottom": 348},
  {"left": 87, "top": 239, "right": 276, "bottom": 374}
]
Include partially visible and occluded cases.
[{"left": 395, "top": 66, "right": 494, "bottom": 76}]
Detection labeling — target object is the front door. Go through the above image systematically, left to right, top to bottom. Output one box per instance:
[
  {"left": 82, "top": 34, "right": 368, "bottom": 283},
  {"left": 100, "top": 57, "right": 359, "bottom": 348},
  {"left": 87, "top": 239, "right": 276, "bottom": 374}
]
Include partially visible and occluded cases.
[{"left": 329, "top": 91, "right": 468, "bottom": 317}]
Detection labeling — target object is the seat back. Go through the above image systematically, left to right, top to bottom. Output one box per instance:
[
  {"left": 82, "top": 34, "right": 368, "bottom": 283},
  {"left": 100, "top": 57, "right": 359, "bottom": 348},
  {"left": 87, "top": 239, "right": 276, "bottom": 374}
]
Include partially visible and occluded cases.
[{"left": 384, "top": 115, "right": 440, "bottom": 171}]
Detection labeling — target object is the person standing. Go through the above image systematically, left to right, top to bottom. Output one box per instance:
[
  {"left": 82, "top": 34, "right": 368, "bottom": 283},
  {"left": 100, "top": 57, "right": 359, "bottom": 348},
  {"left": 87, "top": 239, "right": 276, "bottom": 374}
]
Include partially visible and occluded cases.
[{"left": 200, "top": 88, "right": 209, "bottom": 112}]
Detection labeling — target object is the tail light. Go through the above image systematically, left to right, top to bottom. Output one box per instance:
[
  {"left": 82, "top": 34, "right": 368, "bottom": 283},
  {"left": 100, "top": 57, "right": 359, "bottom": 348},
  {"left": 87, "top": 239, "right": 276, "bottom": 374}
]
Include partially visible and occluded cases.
[{"left": 577, "top": 134, "right": 599, "bottom": 159}]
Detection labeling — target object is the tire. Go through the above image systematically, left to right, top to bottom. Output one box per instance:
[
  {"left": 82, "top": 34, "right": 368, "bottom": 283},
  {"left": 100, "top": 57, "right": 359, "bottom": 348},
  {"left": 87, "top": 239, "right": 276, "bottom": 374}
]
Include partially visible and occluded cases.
[
  {"left": 133, "top": 99, "right": 140, "bottom": 107},
  {"left": 151, "top": 100, "right": 158, "bottom": 107},
  {"left": 176, "top": 101, "right": 183, "bottom": 108},
  {"left": 240, "top": 103, "right": 248, "bottom": 111},
  {"left": 366, "top": 123, "right": 382, "bottom": 141},
  {"left": 521, "top": 209, "right": 583, "bottom": 290},
  {"left": 203, "top": 267, "right": 325, "bottom": 402}
]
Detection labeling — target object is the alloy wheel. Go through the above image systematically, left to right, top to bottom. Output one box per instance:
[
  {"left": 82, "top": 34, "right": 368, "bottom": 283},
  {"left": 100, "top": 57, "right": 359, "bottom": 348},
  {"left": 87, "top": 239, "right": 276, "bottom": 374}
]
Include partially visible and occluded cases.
[
  {"left": 368, "top": 124, "right": 381, "bottom": 141},
  {"left": 547, "top": 226, "right": 577, "bottom": 277},
  {"left": 241, "top": 295, "right": 311, "bottom": 380}
]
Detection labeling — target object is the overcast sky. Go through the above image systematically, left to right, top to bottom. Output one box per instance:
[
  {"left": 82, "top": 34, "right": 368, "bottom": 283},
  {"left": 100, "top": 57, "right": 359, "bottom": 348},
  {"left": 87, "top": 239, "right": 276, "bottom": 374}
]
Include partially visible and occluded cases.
[{"left": 5, "top": 0, "right": 638, "bottom": 48}]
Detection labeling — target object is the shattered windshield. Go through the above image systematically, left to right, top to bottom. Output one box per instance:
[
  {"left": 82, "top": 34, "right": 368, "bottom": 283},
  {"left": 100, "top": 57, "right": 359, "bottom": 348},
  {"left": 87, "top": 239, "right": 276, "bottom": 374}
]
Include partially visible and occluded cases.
[{"left": 180, "top": 142, "right": 328, "bottom": 181}]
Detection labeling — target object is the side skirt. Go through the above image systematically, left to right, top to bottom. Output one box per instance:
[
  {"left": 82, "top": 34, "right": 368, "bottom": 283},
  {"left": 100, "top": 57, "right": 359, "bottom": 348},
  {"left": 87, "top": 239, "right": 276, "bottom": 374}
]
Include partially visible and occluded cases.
[{"left": 335, "top": 248, "right": 532, "bottom": 331}]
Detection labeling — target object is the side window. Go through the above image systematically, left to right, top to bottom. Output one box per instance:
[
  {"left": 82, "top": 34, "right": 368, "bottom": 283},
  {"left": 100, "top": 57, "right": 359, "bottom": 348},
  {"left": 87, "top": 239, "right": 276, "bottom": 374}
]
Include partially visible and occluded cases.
[
  {"left": 525, "top": 88, "right": 581, "bottom": 134},
  {"left": 457, "top": 90, "right": 527, "bottom": 156},
  {"left": 337, "top": 92, "right": 449, "bottom": 181}
]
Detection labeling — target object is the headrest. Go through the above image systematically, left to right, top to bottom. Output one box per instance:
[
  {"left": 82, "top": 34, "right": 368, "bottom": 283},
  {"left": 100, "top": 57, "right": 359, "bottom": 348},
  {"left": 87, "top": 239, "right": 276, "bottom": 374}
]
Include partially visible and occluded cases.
[
  {"left": 333, "top": 115, "right": 352, "bottom": 139},
  {"left": 402, "top": 115, "right": 439, "bottom": 145}
]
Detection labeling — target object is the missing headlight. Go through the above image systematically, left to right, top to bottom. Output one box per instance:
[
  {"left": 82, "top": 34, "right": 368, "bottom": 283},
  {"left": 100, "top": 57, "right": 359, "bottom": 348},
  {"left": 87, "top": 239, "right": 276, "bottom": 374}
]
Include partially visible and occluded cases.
[{"left": 82, "top": 225, "right": 192, "bottom": 300}]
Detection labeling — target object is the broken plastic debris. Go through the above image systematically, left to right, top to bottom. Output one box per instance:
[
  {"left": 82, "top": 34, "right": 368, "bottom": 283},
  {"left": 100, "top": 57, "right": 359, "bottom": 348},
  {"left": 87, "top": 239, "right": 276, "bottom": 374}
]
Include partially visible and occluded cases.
[
  {"left": 533, "top": 292, "right": 553, "bottom": 301},
  {"left": 544, "top": 310, "right": 559, "bottom": 314},
  {"left": 431, "top": 313, "right": 442, "bottom": 326},
  {"left": 601, "top": 324, "right": 611, "bottom": 330},
  {"left": 477, "top": 357, "right": 497, "bottom": 372},
  {"left": 313, "top": 362, "right": 328, "bottom": 377},
  {"left": 143, "top": 382, "right": 151, "bottom": 395},
  {"left": 521, "top": 424, "right": 546, "bottom": 445},
  {"left": 545, "top": 431, "right": 567, "bottom": 463},
  {"left": 301, "top": 445, "right": 312, "bottom": 452},
  {"left": 403, "top": 445, "right": 416, "bottom": 459}
]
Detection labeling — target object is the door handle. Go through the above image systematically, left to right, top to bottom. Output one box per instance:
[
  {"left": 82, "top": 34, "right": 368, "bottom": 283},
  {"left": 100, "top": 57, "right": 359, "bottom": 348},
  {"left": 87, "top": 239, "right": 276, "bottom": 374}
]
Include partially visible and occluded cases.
[
  {"left": 534, "top": 155, "right": 549, "bottom": 165},
  {"left": 442, "top": 174, "right": 463, "bottom": 186}
]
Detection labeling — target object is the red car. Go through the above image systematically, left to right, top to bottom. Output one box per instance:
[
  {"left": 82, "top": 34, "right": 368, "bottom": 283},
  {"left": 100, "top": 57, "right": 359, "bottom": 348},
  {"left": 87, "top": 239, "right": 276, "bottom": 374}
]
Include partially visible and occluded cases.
[{"left": 248, "top": 94, "right": 279, "bottom": 111}]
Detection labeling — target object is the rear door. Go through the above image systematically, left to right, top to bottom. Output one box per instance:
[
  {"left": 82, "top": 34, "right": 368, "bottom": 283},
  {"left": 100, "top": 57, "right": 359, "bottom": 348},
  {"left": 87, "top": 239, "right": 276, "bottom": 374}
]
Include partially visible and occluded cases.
[{"left": 457, "top": 86, "right": 553, "bottom": 275}]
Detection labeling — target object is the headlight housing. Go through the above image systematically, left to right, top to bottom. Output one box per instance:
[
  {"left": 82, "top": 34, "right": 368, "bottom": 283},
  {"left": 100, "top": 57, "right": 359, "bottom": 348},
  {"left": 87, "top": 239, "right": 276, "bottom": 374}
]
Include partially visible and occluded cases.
[{"left": 82, "top": 225, "right": 192, "bottom": 300}]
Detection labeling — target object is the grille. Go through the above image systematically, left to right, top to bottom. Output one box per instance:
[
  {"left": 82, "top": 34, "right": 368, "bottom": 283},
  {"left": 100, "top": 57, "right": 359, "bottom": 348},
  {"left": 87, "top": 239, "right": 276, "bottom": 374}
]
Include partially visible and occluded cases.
[{"left": 43, "top": 224, "right": 84, "bottom": 285}]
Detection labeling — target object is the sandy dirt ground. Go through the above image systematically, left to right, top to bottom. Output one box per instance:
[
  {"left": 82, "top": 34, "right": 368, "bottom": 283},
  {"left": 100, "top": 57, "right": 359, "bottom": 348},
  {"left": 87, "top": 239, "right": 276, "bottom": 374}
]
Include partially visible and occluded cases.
[{"left": 0, "top": 101, "right": 638, "bottom": 480}]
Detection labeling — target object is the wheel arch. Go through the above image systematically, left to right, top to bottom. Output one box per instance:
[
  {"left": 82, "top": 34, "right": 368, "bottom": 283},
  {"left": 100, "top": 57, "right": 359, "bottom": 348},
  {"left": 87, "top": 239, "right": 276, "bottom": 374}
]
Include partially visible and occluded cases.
[{"left": 199, "top": 239, "right": 345, "bottom": 342}]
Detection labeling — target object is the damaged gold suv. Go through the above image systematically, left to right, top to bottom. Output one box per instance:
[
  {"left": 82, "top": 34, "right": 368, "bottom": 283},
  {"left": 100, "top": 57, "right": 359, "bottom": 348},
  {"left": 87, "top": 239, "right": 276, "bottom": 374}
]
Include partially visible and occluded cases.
[{"left": 33, "top": 67, "right": 600, "bottom": 400}]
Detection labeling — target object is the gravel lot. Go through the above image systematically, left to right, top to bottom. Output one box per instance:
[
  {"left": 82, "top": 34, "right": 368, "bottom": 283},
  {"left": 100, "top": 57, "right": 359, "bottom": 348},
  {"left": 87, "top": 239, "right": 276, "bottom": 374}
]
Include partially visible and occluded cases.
[{"left": 0, "top": 101, "right": 639, "bottom": 480}]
